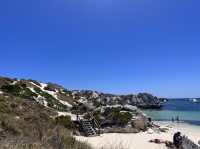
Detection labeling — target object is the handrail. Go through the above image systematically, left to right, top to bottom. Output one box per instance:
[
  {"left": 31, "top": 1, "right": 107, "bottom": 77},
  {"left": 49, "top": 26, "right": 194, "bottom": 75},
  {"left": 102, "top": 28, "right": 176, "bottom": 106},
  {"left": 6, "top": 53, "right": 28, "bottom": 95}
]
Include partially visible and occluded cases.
[{"left": 87, "top": 112, "right": 101, "bottom": 134}]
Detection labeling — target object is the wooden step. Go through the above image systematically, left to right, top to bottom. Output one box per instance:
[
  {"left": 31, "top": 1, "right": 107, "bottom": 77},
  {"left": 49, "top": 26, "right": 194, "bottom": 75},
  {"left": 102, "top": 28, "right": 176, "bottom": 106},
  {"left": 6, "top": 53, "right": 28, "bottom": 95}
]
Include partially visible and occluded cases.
[{"left": 81, "top": 120, "right": 97, "bottom": 136}]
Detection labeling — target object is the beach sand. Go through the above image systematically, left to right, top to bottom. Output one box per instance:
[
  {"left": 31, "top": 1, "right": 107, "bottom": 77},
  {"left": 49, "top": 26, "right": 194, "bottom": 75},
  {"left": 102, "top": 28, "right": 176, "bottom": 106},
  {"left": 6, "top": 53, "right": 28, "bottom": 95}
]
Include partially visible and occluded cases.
[{"left": 75, "top": 122, "right": 200, "bottom": 149}]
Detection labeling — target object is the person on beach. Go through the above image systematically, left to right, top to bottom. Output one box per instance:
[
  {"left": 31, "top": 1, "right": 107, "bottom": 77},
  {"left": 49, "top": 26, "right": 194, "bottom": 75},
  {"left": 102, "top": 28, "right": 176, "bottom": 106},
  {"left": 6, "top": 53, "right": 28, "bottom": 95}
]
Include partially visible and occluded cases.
[
  {"left": 76, "top": 114, "right": 80, "bottom": 121},
  {"left": 176, "top": 116, "right": 180, "bottom": 122},
  {"left": 148, "top": 117, "right": 154, "bottom": 127},
  {"left": 172, "top": 117, "right": 174, "bottom": 122},
  {"left": 173, "top": 132, "right": 183, "bottom": 149}
]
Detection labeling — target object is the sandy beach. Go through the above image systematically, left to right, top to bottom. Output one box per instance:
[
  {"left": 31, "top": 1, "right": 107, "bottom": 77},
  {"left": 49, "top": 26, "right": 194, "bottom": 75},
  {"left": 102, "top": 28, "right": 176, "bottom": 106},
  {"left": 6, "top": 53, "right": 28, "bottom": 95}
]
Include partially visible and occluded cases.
[{"left": 75, "top": 122, "right": 200, "bottom": 149}]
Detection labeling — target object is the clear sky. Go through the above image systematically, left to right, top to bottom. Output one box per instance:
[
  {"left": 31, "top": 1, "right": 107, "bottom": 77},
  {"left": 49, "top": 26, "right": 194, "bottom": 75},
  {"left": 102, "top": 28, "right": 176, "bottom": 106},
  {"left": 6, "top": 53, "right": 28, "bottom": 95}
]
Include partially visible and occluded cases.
[{"left": 0, "top": 0, "right": 200, "bottom": 98}]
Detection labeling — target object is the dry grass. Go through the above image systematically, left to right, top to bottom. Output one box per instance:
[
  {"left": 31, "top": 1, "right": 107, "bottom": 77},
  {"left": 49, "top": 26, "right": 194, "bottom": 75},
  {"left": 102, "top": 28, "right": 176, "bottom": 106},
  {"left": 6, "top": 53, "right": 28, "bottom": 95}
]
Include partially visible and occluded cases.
[
  {"left": 0, "top": 96, "right": 92, "bottom": 149},
  {"left": 0, "top": 122, "right": 92, "bottom": 149}
]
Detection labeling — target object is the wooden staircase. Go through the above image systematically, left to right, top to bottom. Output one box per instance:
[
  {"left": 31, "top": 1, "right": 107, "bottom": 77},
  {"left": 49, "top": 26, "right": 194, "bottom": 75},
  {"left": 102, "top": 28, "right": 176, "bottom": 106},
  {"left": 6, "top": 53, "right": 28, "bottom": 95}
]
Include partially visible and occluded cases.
[{"left": 81, "top": 120, "right": 97, "bottom": 136}]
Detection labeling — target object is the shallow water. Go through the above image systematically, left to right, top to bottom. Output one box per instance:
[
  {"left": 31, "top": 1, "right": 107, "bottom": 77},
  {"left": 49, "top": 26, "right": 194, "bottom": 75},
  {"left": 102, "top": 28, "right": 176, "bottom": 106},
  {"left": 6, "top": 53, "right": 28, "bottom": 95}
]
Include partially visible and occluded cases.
[{"left": 143, "top": 98, "right": 200, "bottom": 125}]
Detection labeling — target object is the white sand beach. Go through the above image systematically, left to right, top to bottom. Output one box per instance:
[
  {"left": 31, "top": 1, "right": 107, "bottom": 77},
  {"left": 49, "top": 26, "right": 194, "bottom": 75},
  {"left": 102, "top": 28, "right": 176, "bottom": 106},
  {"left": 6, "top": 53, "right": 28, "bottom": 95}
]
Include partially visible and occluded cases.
[{"left": 76, "top": 122, "right": 200, "bottom": 149}]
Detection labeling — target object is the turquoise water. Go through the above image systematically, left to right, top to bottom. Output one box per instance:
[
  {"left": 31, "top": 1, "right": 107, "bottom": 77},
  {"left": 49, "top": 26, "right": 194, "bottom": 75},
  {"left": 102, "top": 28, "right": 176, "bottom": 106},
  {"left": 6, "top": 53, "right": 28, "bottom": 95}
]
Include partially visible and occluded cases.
[{"left": 143, "top": 98, "right": 200, "bottom": 125}]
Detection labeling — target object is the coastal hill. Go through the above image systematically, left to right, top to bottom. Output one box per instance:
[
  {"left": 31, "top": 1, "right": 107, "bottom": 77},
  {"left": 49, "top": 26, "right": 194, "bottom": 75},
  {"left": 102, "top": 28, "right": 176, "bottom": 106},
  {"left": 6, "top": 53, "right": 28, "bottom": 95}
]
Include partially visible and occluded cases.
[
  {"left": 0, "top": 76, "right": 164, "bottom": 148},
  {"left": 0, "top": 76, "right": 163, "bottom": 111}
]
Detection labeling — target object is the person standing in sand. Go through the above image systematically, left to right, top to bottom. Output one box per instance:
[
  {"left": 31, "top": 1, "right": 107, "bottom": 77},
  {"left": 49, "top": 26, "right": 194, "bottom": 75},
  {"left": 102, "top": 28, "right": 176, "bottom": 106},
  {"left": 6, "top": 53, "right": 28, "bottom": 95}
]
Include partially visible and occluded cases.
[
  {"left": 176, "top": 116, "right": 180, "bottom": 123},
  {"left": 172, "top": 117, "right": 175, "bottom": 122},
  {"left": 173, "top": 132, "right": 183, "bottom": 149}
]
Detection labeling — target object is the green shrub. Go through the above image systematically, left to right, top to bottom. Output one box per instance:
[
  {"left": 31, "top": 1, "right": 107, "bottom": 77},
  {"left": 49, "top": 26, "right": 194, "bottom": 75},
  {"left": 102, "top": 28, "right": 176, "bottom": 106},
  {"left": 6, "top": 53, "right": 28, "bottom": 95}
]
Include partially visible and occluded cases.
[
  {"left": 28, "top": 79, "right": 41, "bottom": 87},
  {"left": 44, "top": 83, "right": 56, "bottom": 92},
  {"left": 1, "top": 85, "right": 21, "bottom": 96},
  {"left": 1, "top": 85, "right": 37, "bottom": 99},
  {"left": 33, "top": 87, "right": 68, "bottom": 111},
  {"left": 34, "top": 87, "right": 43, "bottom": 94},
  {"left": 20, "top": 88, "right": 38, "bottom": 99},
  {"left": 63, "top": 89, "right": 72, "bottom": 95},
  {"left": 0, "top": 96, "right": 22, "bottom": 113},
  {"left": 93, "top": 100, "right": 101, "bottom": 107},
  {"left": 0, "top": 102, "right": 11, "bottom": 113},
  {"left": 71, "top": 104, "right": 89, "bottom": 115},
  {"left": 103, "top": 107, "right": 132, "bottom": 126},
  {"left": 83, "top": 110, "right": 101, "bottom": 122},
  {"left": 117, "top": 112, "right": 132, "bottom": 126},
  {"left": 54, "top": 115, "right": 73, "bottom": 129},
  {"left": 1, "top": 117, "right": 21, "bottom": 135},
  {"left": 0, "top": 118, "right": 92, "bottom": 149}
]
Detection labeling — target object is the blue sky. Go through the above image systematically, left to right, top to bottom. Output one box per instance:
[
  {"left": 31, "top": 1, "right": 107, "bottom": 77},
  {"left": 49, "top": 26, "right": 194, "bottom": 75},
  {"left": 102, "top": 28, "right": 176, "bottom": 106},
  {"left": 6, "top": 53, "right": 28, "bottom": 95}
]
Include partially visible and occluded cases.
[{"left": 0, "top": 0, "right": 200, "bottom": 98}]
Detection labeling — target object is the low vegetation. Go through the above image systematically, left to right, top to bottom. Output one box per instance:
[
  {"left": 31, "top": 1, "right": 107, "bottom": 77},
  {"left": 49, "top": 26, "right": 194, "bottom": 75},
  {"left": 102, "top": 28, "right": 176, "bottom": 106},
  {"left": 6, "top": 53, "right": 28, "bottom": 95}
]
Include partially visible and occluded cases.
[
  {"left": 0, "top": 76, "right": 157, "bottom": 149},
  {"left": 28, "top": 79, "right": 42, "bottom": 87},
  {"left": 44, "top": 83, "right": 56, "bottom": 92},
  {"left": 1, "top": 84, "right": 37, "bottom": 99},
  {"left": 1, "top": 84, "right": 22, "bottom": 96},
  {"left": 34, "top": 86, "right": 69, "bottom": 111},
  {"left": 0, "top": 94, "right": 92, "bottom": 149},
  {"left": 83, "top": 107, "right": 133, "bottom": 127},
  {"left": 102, "top": 107, "right": 133, "bottom": 126},
  {"left": 54, "top": 115, "right": 74, "bottom": 129}
]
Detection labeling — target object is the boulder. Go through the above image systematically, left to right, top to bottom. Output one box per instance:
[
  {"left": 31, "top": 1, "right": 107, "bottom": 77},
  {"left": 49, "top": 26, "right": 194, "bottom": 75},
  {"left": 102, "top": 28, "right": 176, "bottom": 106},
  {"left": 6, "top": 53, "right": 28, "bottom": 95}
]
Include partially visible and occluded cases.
[{"left": 131, "top": 117, "right": 148, "bottom": 131}]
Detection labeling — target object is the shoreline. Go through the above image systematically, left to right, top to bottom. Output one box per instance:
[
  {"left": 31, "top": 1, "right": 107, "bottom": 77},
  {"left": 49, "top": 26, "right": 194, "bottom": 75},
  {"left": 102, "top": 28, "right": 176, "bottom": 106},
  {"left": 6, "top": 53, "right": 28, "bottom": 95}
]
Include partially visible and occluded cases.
[
  {"left": 154, "top": 119, "right": 200, "bottom": 126},
  {"left": 75, "top": 121, "right": 200, "bottom": 149},
  {"left": 154, "top": 121, "right": 200, "bottom": 144}
]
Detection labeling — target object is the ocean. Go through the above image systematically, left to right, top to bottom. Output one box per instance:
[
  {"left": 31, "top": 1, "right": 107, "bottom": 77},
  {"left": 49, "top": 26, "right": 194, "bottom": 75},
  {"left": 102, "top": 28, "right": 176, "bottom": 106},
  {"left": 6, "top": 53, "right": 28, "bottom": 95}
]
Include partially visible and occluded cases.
[{"left": 143, "top": 98, "right": 200, "bottom": 125}]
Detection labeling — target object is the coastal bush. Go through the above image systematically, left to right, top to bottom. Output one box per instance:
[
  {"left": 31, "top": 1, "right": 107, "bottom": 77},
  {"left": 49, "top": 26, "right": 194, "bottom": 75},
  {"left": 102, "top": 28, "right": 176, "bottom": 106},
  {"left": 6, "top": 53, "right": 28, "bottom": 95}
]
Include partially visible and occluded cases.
[
  {"left": 28, "top": 79, "right": 41, "bottom": 87},
  {"left": 21, "top": 83, "right": 27, "bottom": 88},
  {"left": 44, "top": 83, "right": 56, "bottom": 92},
  {"left": 1, "top": 84, "right": 21, "bottom": 96},
  {"left": 1, "top": 84, "right": 38, "bottom": 99},
  {"left": 33, "top": 86, "right": 43, "bottom": 94},
  {"left": 0, "top": 87, "right": 91, "bottom": 149},
  {"left": 34, "top": 87, "right": 68, "bottom": 111},
  {"left": 20, "top": 88, "right": 38, "bottom": 99},
  {"left": 63, "top": 89, "right": 72, "bottom": 96},
  {"left": 0, "top": 96, "right": 23, "bottom": 113},
  {"left": 93, "top": 100, "right": 101, "bottom": 107},
  {"left": 0, "top": 101, "right": 11, "bottom": 113},
  {"left": 72, "top": 104, "right": 90, "bottom": 115},
  {"left": 0, "top": 106, "right": 91, "bottom": 149},
  {"left": 103, "top": 108, "right": 132, "bottom": 126},
  {"left": 83, "top": 110, "right": 101, "bottom": 122},
  {"left": 93, "top": 110, "right": 101, "bottom": 122},
  {"left": 117, "top": 112, "right": 132, "bottom": 126},
  {"left": 1, "top": 115, "right": 21, "bottom": 135},
  {"left": 54, "top": 115, "right": 74, "bottom": 129},
  {"left": 0, "top": 126, "right": 92, "bottom": 149},
  {"left": 0, "top": 142, "right": 92, "bottom": 149}
]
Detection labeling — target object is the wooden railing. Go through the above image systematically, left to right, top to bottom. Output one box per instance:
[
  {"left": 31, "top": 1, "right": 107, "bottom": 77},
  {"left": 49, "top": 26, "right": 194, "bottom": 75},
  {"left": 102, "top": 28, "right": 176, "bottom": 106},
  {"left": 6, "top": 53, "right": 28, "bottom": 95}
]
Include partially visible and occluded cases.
[{"left": 87, "top": 112, "right": 101, "bottom": 135}]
